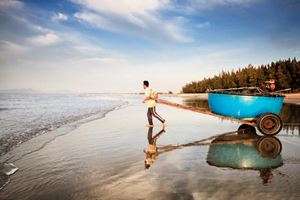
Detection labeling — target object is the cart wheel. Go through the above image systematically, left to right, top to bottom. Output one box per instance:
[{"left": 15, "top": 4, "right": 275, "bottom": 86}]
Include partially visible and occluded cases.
[
  {"left": 256, "top": 113, "right": 282, "bottom": 136},
  {"left": 237, "top": 124, "right": 256, "bottom": 135},
  {"left": 256, "top": 136, "right": 282, "bottom": 158}
]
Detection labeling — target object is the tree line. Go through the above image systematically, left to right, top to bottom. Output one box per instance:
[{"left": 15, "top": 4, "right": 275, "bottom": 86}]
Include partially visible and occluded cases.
[{"left": 182, "top": 58, "right": 300, "bottom": 93}]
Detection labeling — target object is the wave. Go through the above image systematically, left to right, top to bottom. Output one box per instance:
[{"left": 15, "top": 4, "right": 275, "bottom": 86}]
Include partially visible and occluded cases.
[
  {"left": 0, "top": 102, "right": 128, "bottom": 158},
  {"left": 0, "top": 102, "right": 128, "bottom": 190},
  {"left": 0, "top": 162, "right": 18, "bottom": 190}
]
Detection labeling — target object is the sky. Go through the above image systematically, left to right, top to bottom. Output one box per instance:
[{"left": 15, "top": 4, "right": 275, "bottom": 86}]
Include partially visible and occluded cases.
[{"left": 0, "top": 0, "right": 299, "bottom": 93}]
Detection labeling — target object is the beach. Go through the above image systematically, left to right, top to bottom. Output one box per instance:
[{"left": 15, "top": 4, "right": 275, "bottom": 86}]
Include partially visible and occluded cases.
[
  {"left": 1, "top": 0, "right": 300, "bottom": 199},
  {"left": 1, "top": 96, "right": 300, "bottom": 200}
]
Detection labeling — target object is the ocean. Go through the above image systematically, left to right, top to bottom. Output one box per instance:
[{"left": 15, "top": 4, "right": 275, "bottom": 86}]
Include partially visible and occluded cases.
[{"left": 0, "top": 92, "right": 139, "bottom": 157}]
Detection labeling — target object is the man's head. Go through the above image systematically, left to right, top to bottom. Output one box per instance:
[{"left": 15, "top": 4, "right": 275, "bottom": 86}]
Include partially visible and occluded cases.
[
  {"left": 143, "top": 80, "right": 149, "bottom": 89},
  {"left": 144, "top": 160, "right": 151, "bottom": 169}
]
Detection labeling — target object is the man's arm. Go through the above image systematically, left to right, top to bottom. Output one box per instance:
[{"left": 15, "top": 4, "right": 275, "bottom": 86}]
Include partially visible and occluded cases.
[
  {"left": 143, "top": 88, "right": 153, "bottom": 103},
  {"left": 143, "top": 96, "right": 151, "bottom": 103}
]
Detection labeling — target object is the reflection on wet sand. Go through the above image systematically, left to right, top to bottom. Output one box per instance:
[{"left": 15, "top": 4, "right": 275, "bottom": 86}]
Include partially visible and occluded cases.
[
  {"left": 281, "top": 103, "right": 300, "bottom": 134},
  {"left": 144, "top": 124, "right": 284, "bottom": 185},
  {"left": 207, "top": 125, "right": 283, "bottom": 185},
  {"left": 144, "top": 127, "right": 166, "bottom": 169},
  {"left": 143, "top": 128, "right": 233, "bottom": 169}
]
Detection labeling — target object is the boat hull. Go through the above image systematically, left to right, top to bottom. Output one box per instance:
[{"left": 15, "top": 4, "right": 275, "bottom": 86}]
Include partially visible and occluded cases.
[{"left": 208, "top": 93, "right": 284, "bottom": 119}]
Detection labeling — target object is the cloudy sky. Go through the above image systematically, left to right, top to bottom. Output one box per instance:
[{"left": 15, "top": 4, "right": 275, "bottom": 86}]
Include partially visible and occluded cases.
[{"left": 0, "top": 0, "right": 299, "bottom": 93}]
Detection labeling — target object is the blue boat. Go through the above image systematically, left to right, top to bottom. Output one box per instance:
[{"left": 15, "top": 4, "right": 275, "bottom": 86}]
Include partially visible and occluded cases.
[
  {"left": 208, "top": 87, "right": 285, "bottom": 135},
  {"left": 208, "top": 87, "right": 284, "bottom": 119}
]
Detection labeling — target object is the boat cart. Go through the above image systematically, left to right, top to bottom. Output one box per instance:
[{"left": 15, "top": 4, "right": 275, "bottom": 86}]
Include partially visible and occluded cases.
[{"left": 157, "top": 93, "right": 284, "bottom": 136}]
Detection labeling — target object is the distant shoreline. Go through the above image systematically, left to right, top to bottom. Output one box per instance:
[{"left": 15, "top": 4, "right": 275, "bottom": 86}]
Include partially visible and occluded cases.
[{"left": 161, "top": 92, "right": 300, "bottom": 104}]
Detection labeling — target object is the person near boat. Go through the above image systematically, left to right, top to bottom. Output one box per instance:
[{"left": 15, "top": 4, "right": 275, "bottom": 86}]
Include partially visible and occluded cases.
[
  {"left": 265, "top": 79, "right": 276, "bottom": 92},
  {"left": 143, "top": 80, "right": 165, "bottom": 127}
]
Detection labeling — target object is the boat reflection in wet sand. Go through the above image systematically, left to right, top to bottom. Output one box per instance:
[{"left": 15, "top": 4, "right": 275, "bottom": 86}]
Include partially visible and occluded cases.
[{"left": 207, "top": 124, "right": 283, "bottom": 185}]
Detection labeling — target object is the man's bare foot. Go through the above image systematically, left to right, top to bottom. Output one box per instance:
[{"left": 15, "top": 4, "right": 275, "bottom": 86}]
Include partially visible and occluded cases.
[{"left": 146, "top": 124, "right": 154, "bottom": 127}]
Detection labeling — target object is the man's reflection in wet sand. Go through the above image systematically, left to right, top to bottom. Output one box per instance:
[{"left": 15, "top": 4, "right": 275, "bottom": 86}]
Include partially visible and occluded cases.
[
  {"left": 144, "top": 127, "right": 165, "bottom": 169},
  {"left": 260, "top": 168, "right": 273, "bottom": 185}
]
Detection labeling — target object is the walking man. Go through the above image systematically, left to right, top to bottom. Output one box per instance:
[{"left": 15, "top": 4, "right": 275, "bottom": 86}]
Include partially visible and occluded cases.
[{"left": 143, "top": 80, "right": 165, "bottom": 127}]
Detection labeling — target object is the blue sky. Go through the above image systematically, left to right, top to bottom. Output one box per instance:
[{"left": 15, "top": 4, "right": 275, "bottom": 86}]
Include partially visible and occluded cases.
[{"left": 0, "top": 0, "right": 299, "bottom": 93}]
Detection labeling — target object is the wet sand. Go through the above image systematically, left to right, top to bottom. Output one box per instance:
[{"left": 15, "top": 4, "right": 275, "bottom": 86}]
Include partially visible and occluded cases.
[
  {"left": 284, "top": 93, "right": 300, "bottom": 104},
  {"left": 1, "top": 100, "right": 300, "bottom": 200}
]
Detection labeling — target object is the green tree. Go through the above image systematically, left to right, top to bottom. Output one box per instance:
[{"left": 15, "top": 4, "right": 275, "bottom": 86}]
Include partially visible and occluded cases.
[{"left": 182, "top": 58, "right": 300, "bottom": 93}]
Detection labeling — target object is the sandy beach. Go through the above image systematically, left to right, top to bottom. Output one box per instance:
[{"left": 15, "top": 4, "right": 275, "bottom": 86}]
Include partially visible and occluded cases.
[
  {"left": 284, "top": 93, "right": 300, "bottom": 104},
  {"left": 1, "top": 97, "right": 300, "bottom": 200}
]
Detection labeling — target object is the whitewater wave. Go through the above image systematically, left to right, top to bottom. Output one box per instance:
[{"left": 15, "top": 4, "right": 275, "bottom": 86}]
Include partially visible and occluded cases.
[
  {"left": 0, "top": 93, "right": 133, "bottom": 157},
  {"left": 0, "top": 162, "right": 18, "bottom": 190}
]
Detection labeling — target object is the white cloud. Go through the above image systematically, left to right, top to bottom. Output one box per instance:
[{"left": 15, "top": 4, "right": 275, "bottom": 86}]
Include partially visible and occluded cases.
[
  {"left": 0, "top": 0, "right": 23, "bottom": 10},
  {"left": 71, "top": 0, "right": 256, "bottom": 43},
  {"left": 72, "top": 0, "right": 192, "bottom": 43},
  {"left": 72, "top": 0, "right": 170, "bottom": 17},
  {"left": 179, "top": 0, "right": 259, "bottom": 11},
  {"left": 193, "top": 0, "right": 257, "bottom": 5},
  {"left": 52, "top": 12, "right": 68, "bottom": 21},
  {"left": 74, "top": 12, "right": 116, "bottom": 31},
  {"left": 195, "top": 21, "right": 211, "bottom": 28},
  {"left": 164, "top": 23, "right": 193, "bottom": 43},
  {"left": 33, "top": 25, "right": 53, "bottom": 33},
  {"left": 28, "top": 33, "right": 61, "bottom": 46},
  {"left": 0, "top": 40, "right": 27, "bottom": 54},
  {"left": 72, "top": 45, "right": 105, "bottom": 52},
  {"left": 75, "top": 56, "right": 128, "bottom": 66}
]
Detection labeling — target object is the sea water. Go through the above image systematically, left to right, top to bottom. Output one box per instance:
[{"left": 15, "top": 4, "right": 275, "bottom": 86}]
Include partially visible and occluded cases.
[
  {"left": 0, "top": 92, "right": 138, "bottom": 157},
  {"left": 0, "top": 92, "right": 141, "bottom": 190}
]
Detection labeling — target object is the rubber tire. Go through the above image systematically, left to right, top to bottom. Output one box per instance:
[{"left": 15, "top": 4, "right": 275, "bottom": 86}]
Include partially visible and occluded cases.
[
  {"left": 256, "top": 113, "right": 282, "bottom": 136},
  {"left": 237, "top": 124, "right": 256, "bottom": 135},
  {"left": 256, "top": 136, "right": 282, "bottom": 158}
]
